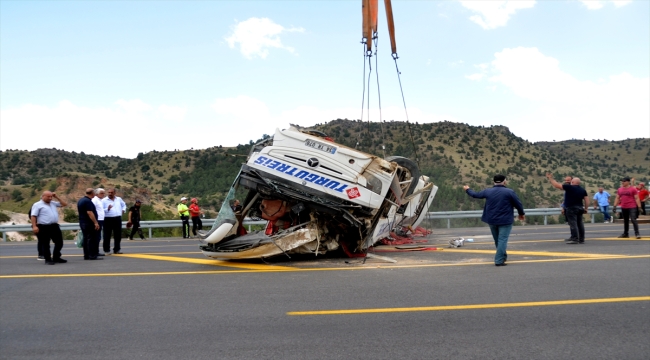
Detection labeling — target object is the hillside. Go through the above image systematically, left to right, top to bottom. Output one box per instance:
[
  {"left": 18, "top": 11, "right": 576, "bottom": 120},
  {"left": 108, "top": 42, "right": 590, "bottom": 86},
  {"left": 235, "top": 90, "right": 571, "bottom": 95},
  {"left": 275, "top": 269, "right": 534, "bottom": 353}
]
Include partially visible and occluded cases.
[{"left": 1, "top": 120, "right": 648, "bottom": 225}]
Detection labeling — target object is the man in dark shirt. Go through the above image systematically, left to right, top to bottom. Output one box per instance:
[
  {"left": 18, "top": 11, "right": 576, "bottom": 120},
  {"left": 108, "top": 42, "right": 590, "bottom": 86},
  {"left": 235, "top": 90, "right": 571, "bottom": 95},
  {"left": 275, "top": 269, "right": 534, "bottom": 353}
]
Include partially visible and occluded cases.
[
  {"left": 547, "top": 173, "right": 589, "bottom": 244},
  {"left": 464, "top": 174, "right": 525, "bottom": 266},
  {"left": 77, "top": 188, "right": 102, "bottom": 260},
  {"left": 128, "top": 200, "right": 145, "bottom": 240}
]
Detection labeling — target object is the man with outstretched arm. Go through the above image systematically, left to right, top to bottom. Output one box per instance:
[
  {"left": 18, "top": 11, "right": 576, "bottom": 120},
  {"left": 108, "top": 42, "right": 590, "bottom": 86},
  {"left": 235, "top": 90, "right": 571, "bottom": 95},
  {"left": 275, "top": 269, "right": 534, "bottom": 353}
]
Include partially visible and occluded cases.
[
  {"left": 547, "top": 173, "right": 589, "bottom": 244},
  {"left": 463, "top": 174, "right": 525, "bottom": 266}
]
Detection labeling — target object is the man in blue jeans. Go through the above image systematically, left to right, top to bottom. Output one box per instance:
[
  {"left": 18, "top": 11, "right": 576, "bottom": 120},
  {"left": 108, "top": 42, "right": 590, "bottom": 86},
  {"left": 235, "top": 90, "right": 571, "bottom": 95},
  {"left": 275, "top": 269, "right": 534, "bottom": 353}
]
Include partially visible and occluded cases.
[
  {"left": 464, "top": 174, "right": 525, "bottom": 266},
  {"left": 593, "top": 187, "right": 611, "bottom": 223}
]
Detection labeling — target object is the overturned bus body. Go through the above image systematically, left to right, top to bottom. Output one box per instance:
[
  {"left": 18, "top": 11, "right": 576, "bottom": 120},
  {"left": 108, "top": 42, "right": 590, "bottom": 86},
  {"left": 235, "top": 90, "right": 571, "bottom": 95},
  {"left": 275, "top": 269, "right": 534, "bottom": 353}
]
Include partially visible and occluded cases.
[{"left": 198, "top": 126, "right": 437, "bottom": 260}]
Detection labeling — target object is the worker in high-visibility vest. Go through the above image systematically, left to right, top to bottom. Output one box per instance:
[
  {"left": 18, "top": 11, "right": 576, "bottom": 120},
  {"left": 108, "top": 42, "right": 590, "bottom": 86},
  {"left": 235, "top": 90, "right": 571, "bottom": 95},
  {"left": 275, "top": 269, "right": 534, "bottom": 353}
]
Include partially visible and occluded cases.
[{"left": 177, "top": 197, "right": 190, "bottom": 238}]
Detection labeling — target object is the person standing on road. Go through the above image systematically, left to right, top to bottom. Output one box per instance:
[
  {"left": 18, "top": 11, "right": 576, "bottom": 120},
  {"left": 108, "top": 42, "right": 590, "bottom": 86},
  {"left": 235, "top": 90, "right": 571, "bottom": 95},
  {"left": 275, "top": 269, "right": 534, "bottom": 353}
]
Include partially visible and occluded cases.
[
  {"left": 547, "top": 173, "right": 589, "bottom": 244},
  {"left": 463, "top": 174, "right": 525, "bottom": 267},
  {"left": 613, "top": 177, "right": 641, "bottom": 239},
  {"left": 635, "top": 182, "right": 648, "bottom": 216},
  {"left": 593, "top": 187, "right": 612, "bottom": 223},
  {"left": 77, "top": 188, "right": 102, "bottom": 260},
  {"left": 92, "top": 188, "right": 106, "bottom": 256},
  {"left": 102, "top": 188, "right": 126, "bottom": 254},
  {"left": 30, "top": 191, "right": 68, "bottom": 265},
  {"left": 178, "top": 197, "right": 190, "bottom": 239},
  {"left": 189, "top": 198, "right": 203, "bottom": 237},
  {"left": 128, "top": 199, "right": 146, "bottom": 240}
]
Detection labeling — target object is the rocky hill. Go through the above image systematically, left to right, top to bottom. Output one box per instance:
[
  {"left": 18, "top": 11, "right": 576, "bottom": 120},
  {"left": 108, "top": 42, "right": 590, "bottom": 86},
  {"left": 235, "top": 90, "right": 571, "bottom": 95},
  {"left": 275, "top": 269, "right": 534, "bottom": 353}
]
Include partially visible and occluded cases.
[{"left": 1, "top": 120, "right": 648, "bottom": 225}]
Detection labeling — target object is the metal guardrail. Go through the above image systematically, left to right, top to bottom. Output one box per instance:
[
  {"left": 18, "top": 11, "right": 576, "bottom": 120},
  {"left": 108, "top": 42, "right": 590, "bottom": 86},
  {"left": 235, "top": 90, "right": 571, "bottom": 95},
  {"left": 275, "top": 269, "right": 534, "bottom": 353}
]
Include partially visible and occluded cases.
[
  {"left": 0, "top": 207, "right": 621, "bottom": 241},
  {"left": 423, "top": 207, "right": 622, "bottom": 229},
  {"left": 0, "top": 219, "right": 268, "bottom": 242}
]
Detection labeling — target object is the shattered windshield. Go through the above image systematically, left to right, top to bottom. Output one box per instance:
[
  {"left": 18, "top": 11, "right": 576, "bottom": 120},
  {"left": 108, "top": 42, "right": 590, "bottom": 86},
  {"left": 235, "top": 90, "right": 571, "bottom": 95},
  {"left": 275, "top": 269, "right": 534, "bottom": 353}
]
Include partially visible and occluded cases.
[{"left": 210, "top": 186, "right": 237, "bottom": 231}]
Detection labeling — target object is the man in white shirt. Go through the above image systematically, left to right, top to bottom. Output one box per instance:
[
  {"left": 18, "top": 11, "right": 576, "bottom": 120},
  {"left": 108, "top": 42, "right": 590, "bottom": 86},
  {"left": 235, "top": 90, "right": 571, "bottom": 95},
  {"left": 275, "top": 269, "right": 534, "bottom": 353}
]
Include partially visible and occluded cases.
[
  {"left": 92, "top": 188, "right": 107, "bottom": 256},
  {"left": 102, "top": 188, "right": 126, "bottom": 254},
  {"left": 30, "top": 191, "right": 68, "bottom": 265}
]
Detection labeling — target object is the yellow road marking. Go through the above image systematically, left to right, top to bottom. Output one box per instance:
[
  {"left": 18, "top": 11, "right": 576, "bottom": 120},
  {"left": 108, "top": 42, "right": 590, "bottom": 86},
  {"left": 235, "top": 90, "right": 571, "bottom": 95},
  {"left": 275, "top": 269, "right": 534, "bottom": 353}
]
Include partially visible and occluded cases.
[
  {"left": 590, "top": 237, "right": 650, "bottom": 241},
  {"left": 441, "top": 248, "right": 620, "bottom": 258},
  {"left": 117, "top": 253, "right": 296, "bottom": 270},
  {"left": 1, "top": 255, "right": 648, "bottom": 278},
  {"left": 287, "top": 296, "right": 650, "bottom": 316}
]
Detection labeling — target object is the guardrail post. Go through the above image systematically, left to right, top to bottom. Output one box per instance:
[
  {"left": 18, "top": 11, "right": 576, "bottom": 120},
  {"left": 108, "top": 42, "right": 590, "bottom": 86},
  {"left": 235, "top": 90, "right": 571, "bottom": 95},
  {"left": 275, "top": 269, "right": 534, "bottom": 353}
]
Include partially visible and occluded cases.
[
  {"left": 591, "top": 214, "right": 594, "bottom": 223},
  {"left": 544, "top": 215, "right": 547, "bottom": 225},
  {"left": 447, "top": 218, "right": 450, "bottom": 229},
  {"left": 149, "top": 228, "right": 152, "bottom": 239},
  {"left": 2, "top": 232, "right": 6, "bottom": 242}
]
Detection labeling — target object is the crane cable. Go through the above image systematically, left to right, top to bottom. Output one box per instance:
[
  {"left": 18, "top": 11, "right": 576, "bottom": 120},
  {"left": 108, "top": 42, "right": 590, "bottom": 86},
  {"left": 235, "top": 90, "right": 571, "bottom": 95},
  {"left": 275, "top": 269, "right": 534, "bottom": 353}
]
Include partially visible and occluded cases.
[
  {"left": 360, "top": 0, "right": 417, "bottom": 164},
  {"left": 374, "top": 35, "right": 386, "bottom": 158},
  {"left": 359, "top": 41, "right": 368, "bottom": 136},
  {"left": 393, "top": 54, "right": 420, "bottom": 167}
]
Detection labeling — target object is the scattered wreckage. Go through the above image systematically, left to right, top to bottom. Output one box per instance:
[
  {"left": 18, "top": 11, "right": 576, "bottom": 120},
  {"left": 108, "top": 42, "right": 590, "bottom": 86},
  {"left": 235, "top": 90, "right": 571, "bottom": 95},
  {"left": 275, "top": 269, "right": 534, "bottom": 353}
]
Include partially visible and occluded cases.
[{"left": 197, "top": 126, "right": 437, "bottom": 260}]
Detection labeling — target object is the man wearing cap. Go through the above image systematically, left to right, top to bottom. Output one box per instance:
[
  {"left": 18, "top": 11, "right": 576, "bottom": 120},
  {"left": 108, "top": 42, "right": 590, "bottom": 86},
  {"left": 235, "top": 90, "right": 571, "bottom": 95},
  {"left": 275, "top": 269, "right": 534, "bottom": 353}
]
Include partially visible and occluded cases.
[
  {"left": 547, "top": 173, "right": 589, "bottom": 244},
  {"left": 463, "top": 174, "right": 525, "bottom": 266},
  {"left": 613, "top": 177, "right": 641, "bottom": 239},
  {"left": 593, "top": 187, "right": 612, "bottom": 223},
  {"left": 102, "top": 188, "right": 126, "bottom": 254},
  {"left": 30, "top": 191, "right": 68, "bottom": 265},
  {"left": 178, "top": 197, "right": 190, "bottom": 239},
  {"left": 128, "top": 199, "right": 145, "bottom": 240}
]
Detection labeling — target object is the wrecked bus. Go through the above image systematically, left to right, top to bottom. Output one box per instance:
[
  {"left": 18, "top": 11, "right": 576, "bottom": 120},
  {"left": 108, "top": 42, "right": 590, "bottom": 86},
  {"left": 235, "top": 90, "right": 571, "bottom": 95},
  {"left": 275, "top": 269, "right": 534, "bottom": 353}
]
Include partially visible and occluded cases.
[{"left": 198, "top": 126, "right": 437, "bottom": 259}]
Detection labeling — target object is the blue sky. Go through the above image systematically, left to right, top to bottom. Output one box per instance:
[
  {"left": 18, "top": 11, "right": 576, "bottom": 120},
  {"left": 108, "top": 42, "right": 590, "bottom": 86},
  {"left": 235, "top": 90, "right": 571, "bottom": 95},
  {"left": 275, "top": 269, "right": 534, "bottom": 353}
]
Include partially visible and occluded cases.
[{"left": 1, "top": 0, "right": 648, "bottom": 158}]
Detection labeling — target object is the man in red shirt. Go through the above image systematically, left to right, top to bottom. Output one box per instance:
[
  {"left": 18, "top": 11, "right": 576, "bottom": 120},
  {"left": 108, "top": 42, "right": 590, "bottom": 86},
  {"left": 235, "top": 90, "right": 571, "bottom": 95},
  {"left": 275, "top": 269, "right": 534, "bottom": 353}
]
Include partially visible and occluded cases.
[
  {"left": 613, "top": 177, "right": 641, "bottom": 239},
  {"left": 189, "top": 198, "right": 203, "bottom": 237}
]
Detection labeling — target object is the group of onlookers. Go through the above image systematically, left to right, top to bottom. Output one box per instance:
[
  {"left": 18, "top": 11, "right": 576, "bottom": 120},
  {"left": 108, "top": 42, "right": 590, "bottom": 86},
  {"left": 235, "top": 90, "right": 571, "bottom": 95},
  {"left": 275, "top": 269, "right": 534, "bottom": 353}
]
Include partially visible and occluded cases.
[
  {"left": 462, "top": 173, "right": 646, "bottom": 267},
  {"left": 547, "top": 174, "right": 648, "bottom": 244},
  {"left": 30, "top": 188, "right": 142, "bottom": 264}
]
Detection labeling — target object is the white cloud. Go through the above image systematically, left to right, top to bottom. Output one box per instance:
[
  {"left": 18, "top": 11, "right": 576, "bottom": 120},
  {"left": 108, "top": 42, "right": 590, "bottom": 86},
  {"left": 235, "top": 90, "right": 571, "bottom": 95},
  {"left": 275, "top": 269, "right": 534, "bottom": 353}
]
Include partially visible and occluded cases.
[
  {"left": 459, "top": 0, "right": 536, "bottom": 29},
  {"left": 578, "top": 0, "right": 632, "bottom": 10},
  {"left": 224, "top": 17, "right": 304, "bottom": 59},
  {"left": 470, "top": 47, "right": 649, "bottom": 141},
  {"left": 448, "top": 60, "right": 465, "bottom": 68},
  {"left": 466, "top": 63, "right": 489, "bottom": 80},
  {"left": 465, "top": 73, "right": 484, "bottom": 81},
  {"left": 211, "top": 95, "right": 271, "bottom": 120},
  {"left": 208, "top": 97, "right": 455, "bottom": 142},
  {"left": 116, "top": 99, "right": 152, "bottom": 112},
  {"left": 0, "top": 100, "right": 188, "bottom": 158},
  {"left": 157, "top": 105, "right": 187, "bottom": 122}
]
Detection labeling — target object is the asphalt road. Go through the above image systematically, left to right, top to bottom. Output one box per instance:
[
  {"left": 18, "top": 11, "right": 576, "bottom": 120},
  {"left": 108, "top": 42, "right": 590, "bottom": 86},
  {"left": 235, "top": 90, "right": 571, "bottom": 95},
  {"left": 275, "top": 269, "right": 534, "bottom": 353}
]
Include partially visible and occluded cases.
[{"left": 1, "top": 223, "right": 649, "bottom": 360}]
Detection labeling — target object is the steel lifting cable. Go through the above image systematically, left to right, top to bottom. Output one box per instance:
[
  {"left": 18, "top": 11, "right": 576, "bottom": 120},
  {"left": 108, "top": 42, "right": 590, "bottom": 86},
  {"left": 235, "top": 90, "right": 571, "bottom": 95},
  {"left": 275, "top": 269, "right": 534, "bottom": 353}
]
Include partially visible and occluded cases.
[
  {"left": 373, "top": 35, "right": 387, "bottom": 158},
  {"left": 359, "top": 41, "right": 368, "bottom": 127},
  {"left": 359, "top": 43, "right": 373, "bottom": 150},
  {"left": 365, "top": 50, "right": 373, "bottom": 145},
  {"left": 393, "top": 54, "right": 420, "bottom": 167}
]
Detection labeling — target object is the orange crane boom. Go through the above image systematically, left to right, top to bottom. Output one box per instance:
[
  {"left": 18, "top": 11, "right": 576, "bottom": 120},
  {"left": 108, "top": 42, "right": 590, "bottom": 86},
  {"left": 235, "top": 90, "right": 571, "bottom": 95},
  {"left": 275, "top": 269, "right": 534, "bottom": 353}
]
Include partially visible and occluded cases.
[{"left": 362, "top": 0, "right": 397, "bottom": 56}]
